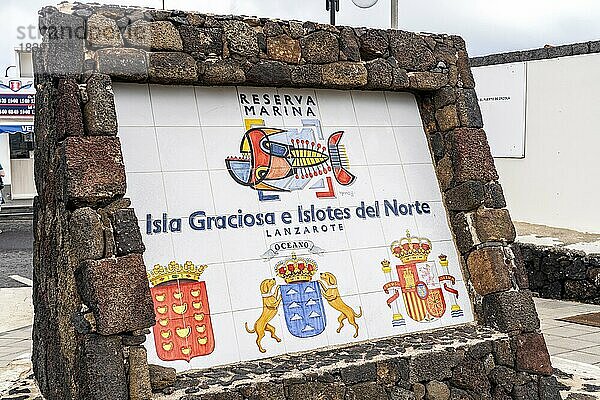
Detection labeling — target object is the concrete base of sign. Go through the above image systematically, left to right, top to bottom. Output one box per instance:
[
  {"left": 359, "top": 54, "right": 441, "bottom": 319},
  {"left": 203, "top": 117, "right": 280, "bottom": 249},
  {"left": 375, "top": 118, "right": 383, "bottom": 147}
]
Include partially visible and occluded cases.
[{"left": 153, "top": 325, "right": 560, "bottom": 400}]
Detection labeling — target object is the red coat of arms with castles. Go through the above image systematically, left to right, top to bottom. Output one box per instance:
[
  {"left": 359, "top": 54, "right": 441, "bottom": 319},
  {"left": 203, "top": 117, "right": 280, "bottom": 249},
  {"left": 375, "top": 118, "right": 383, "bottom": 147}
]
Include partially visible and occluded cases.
[
  {"left": 381, "top": 231, "right": 463, "bottom": 326},
  {"left": 147, "top": 261, "right": 215, "bottom": 362}
]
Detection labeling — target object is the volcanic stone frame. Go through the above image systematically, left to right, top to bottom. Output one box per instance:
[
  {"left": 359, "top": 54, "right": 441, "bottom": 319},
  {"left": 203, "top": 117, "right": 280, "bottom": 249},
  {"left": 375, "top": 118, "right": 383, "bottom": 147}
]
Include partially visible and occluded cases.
[{"left": 33, "top": 3, "right": 561, "bottom": 400}]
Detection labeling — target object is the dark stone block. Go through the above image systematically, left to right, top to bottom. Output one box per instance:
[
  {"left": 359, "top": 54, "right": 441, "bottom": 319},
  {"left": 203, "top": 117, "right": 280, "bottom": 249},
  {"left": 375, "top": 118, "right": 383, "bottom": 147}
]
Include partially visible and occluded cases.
[
  {"left": 39, "top": 12, "right": 85, "bottom": 77},
  {"left": 87, "top": 14, "right": 124, "bottom": 48},
  {"left": 124, "top": 20, "right": 183, "bottom": 51},
  {"left": 263, "top": 21, "right": 284, "bottom": 37},
  {"left": 179, "top": 26, "right": 223, "bottom": 56},
  {"left": 339, "top": 27, "right": 361, "bottom": 62},
  {"left": 358, "top": 29, "right": 389, "bottom": 61},
  {"left": 300, "top": 31, "right": 339, "bottom": 64},
  {"left": 389, "top": 31, "right": 435, "bottom": 71},
  {"left": 267, "top": 35, "right": 301, "bottom": 64},
  {"left": 590, "top": 40, "right": 600, "bottom": 53},
  {"left": 572, "top": 43, "right": 590, "bottom": 56},
  {"left": 547, "top": 45, "right": 572, "bottom": 59},
  {"left": 527, "top": 47, "right": 548, "bottom": 60},
  {"left": 95, "top": 48, "right": 148, "bottom": 82},
  {"left": 457, "top": 51, "right": 475, "bottom": 88},
  {"left": 147, "top": 52, "right": 198, "bottom": 84},
  {"left": 365, "top": 58, "right": 393, "bottom": 89},
  {"left": 201, "top": 59, "right": 245, "bottom": 85},
  {"left": 246, "top": 60, "right": 291, "bottom": 86},
  {"left": 322, "top": 62, "right": 368, "bottom": 89},
  {"left": 291, "top": 64, "right": 322, "bottom": 87},
  {"left": 391, "top": 67, "right": 410, "bottom": 90},
  {"left": 409, "top": 72, "right": 448, "bottom": 91},
  {"left": 84, "top": 74, "right": 118, "bottom": 136},
  {"left": 55, "top": 79, "right": 84, "bottom": 140},
  {"left": 433, "top": 86, "right": 456, "bottom": 109},
  {"left": 456, "top": 88, "right": 483, "bottom": 128},
  {"left": 435, "top": 104, "right": 460, "bottom": 132},
  {"left": 449, "top": 128, "right": 499, "bottom": 183},
  {"left": 428, "top": 132, "right": 444, "bottom": 162},
  {"left": 62, "top": 136, "right": 126, "bottom": 207},
  {"left": 445, "top": 180, "right": 485, "bottom": 211},
  {"left": 484, "top": 182, "right": 507, "bottom": 209},
  {"left": 69, "top": 207, "right": 105, "bottom": 264},
  {"left": 110, "top": 208, "right": 145, "bottom": 256},
  {"left": 473, "top": 208, "right": 516, "bottom": 244},
  {"left": 450, "top": 212, "right": 473, "bottom": 254},
  {"left": 509, "top": 243, "right": 530, "bottom": 289},
  {"left": 467, "top": 247, "right": 512, "bottom": 296},
  {"left": 77, "top": 254, "right": 155, "bottom": 335},
  {"left": 564, "top": 259, "right": 587, "bottom": 280},
  {"left": 565, "top": 280, "right": 597, "bottom": 299},
  {"left": 482, "top": 290, "right": 540, "bottom": 333},
  {"left": 514, "top": 333, "right": 552, "bottom": 375},
  {"left": 77, "top": 334, "right": 128, "bottom": 400},
  {"left": 493, "top": 339, "right": 515, "bottom": 367},
  {"left": 128, "top": 346, "right": 152, "bottom": 400},
  {"left": 407, "top": 350, "right": 462, "bottom": 383},
  {"left": 451, "top": 356, "right": 491, "bottom": 393},
  {"left": 376, "top": 360, "right": 403, "bottom": 385},
  {"left": 340, "top": 362, "right": 376, "bottom": 384},
  {"left": 148, "top": 364, "right": 177, "bottom": 391},
  {"left": 490, "top": 365, "right": 516, "bottom": 394},
  {"left": 538, "top": 376, "right": 563, "bottom": 400},
  {"left": 246, "top": 382, "right": 285, "bottom": 400},
  {"left": 287, "top": 382, "right": 345, "bottom": 400},
  {"left": 346, "top": 382, "right": 388, "bottom": 400},
  {"left": 512, "top": 382, "right": 539, "bottom": 400},
  {"left": 389, "top": 387, "right": 417, "bottom": 400}
]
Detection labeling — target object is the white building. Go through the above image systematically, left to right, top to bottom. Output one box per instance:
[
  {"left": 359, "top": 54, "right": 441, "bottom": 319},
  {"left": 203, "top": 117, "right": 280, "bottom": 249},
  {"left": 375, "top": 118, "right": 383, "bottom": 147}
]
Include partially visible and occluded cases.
[
  {"left": 471, "top": 43, "right": 600, "bottom": 234},
  {"left": 0, "top": 49, "right": 36, "bottom": 201}
]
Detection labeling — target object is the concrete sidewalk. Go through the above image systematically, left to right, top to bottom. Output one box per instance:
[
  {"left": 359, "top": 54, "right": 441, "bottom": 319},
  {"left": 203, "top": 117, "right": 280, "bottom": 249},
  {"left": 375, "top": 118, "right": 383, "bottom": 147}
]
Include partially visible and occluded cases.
[{"left": 537, "top": 297, "right": 600, "bottom": 365}]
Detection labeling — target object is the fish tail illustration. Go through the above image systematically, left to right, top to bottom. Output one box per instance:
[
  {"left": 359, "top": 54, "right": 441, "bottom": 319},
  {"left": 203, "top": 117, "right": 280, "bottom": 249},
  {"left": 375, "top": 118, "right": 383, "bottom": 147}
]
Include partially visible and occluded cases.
[{"left": 327, "top": 132, "right": 356, "bottom": 186}]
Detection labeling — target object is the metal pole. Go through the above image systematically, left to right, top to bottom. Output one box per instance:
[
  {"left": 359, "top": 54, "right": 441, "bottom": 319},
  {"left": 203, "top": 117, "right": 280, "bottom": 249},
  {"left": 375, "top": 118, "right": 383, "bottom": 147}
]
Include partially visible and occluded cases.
[
  {"left": 162, "top": 0, "right": 165, "bottom": 10},
  {"left": 326, "top": 0, "right": 339, "bottom": 25},
  {"left": 391, "top": 0, "right": 398, "bottom": 29}
]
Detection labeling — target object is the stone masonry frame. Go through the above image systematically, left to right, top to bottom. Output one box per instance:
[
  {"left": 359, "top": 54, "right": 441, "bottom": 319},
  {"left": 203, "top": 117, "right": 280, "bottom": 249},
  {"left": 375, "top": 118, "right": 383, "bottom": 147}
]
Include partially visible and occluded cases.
[{"left": 32, "top": 3, "right": 554, "bottom": 399}]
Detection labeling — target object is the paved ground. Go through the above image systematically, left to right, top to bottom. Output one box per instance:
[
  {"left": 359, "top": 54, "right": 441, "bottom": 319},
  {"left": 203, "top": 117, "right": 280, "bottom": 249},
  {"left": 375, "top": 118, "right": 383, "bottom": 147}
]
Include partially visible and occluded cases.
[
  {"left": 0, "top": 219, "right": 33, "bottom": 289},
  {"left": 537, "top": 298, "right": 600, "bottom": 365}
]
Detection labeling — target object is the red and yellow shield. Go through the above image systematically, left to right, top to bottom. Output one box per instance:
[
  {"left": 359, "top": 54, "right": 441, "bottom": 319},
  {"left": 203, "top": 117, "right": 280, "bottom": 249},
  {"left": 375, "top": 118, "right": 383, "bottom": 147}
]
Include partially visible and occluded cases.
[
  {"left": 148, "top": 262, "right": 215, "bottom": 362},
  {"left": 396, "top": 263, "right": 446, "bottom": 322}
]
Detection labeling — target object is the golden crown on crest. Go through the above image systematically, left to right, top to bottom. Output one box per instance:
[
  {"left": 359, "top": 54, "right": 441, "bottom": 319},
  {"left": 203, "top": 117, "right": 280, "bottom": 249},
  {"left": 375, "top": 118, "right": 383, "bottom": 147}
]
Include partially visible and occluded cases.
[
  {"left": 390, "top": 230, "right": 432, "bottom": 264},
  {"left": 275, "top": 253, "right": 318, "bottom": 284},
  {"left": 147, "top": 261, "right": 208, "bottom": 287}
]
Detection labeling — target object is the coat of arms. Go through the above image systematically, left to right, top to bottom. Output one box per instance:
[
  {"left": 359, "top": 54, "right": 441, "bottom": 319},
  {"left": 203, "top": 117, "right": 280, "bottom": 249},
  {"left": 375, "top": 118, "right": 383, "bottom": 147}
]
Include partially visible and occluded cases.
[
  {"left": 226, "top": 118, "right": 355, "bottom": 201},
  {"left": 380, "top": 231, "right": 463, "bottom": 326},
  {"left": 246, "top": 254, "right": 362, "bottom": 353},
  {"left": 147, "top": 261, "right": 215, "bottom": 362}
]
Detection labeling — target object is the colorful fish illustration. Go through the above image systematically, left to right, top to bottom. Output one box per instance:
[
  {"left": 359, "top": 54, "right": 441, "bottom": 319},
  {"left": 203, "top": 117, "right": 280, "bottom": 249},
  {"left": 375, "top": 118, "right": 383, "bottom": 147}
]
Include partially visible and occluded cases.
[{"left": 225, "top": 126, "right": 356, "bottom": 193}]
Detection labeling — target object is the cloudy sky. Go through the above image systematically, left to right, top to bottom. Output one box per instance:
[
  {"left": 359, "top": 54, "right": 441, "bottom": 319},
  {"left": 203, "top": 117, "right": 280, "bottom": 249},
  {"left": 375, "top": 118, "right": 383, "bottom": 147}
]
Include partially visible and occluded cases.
[{"left": 2, "top": 0, "right": 600, "bottom": 76}]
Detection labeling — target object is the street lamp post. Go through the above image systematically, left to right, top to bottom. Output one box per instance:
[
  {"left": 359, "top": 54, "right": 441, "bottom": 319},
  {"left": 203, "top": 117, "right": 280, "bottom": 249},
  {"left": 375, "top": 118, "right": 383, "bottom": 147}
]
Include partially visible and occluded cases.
[{"left": 325, "top": 0, "right": 340, "bottom": 25}]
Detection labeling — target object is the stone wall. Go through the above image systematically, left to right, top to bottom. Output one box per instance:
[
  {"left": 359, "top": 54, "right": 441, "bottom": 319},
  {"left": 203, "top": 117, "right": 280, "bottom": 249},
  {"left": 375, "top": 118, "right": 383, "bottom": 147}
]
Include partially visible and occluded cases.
[
  {"left": 33, "top": 2, "right": 558, "bottom": 399},
  {"left": 470, "top": 40, "right": 600, "bottom": 67},
  {"left": 518, "top": 242, "right": 600, "bottom": 305},
  {"left": 158, "top": 326, "right": 562, "bottom": 400}
]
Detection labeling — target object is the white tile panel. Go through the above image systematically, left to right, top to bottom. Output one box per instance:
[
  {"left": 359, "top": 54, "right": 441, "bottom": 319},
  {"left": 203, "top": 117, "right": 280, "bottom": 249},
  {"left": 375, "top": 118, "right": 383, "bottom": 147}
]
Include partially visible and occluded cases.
[{"left": 113, "top": 84, "right": 475, "bottom": 370}]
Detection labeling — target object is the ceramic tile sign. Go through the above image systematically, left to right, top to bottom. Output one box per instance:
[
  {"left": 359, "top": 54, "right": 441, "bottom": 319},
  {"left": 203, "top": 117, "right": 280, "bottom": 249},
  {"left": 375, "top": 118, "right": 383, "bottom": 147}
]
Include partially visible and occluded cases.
[{"left": 114, "top": 84, "right": 475, "bottom": 371}]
